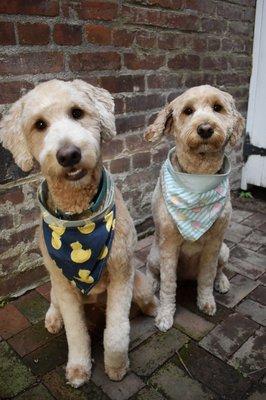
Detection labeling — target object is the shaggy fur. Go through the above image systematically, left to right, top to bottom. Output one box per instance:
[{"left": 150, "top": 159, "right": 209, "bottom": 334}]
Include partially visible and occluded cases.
[
  {"left": 0, "top": 79, "right": 157, "bottom": 387},
  {"left": 144, "top": 85, "right": 244, "bottom": 332}
]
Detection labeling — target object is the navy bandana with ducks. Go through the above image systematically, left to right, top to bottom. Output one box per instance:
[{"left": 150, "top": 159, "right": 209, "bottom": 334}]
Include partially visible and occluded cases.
[{"left": 38, "top": 168, "right": 115, "bottom": 294}]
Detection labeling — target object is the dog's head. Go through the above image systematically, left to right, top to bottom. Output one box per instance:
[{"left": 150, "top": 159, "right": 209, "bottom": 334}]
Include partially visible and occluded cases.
[
  {"left": 0, "top": 79, "right": 116, "bottom": 184},
  {"left": 144, "top": 85, "right": 245, "bottom": 173}
]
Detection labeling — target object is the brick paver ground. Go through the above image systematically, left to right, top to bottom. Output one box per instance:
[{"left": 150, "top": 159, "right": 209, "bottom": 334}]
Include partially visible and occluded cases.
[{"left": 0, "top": 199, "right": 265, "bottom": 400}]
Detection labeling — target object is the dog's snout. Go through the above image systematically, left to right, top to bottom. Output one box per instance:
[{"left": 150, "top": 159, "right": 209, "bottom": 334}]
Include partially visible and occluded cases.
[
  {"left": 197, "top": 124, "right": 214, "bottom": 139},
  {"left": 56, "top": 145, "right": 81, "bottom": 167}
]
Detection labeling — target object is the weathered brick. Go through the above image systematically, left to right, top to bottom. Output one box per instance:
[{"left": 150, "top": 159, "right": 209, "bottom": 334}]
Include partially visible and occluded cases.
[
  {"left": 0, "top": 0, "right": 59, "bottom": 16},
  {"left": 76, "top": 1, "right": 118, "bottom": 21},
  {"left": 0, "top": 21, "right": 16, "bottom": 45},
  {"left": 17, "top": 23, "right": 50, "bottom": 45},
  {"left": 53, "top": 23, "right": 82, "bottom": 45},
  {"left": 85, "top": 24, "right": 112, "bottom": 45},
  {"left": 112, "top": 28, "right": 135, "bottom": 47},
  {"left": 136, "top": 30, "right": 157, "bottom": 48},
  {"left": 0, "top": 52, "right": 64, "bottom": 75},
  {"left": 69, "top": 52, "right": 121, "bottom": 72},
  {"left": 124, "top": 53, "right": 165, "bottom": 70},
  {"left": 168, "top": 54, "right": 200, "bottom": 70},
  {"left": 100, "top": 74, "right": 145, "bottom": 93},
  {"left": 0, "top": 80, "right": 33, "bottom": 104},
  {"left": 116, "top": 114, "right": 145, "bottom": 134},
  {"left": 102, "top": 138, "right": 124, "bottom": 159},
  {"left": 132, "top": 152, "right": 151, "bottom": 169},
  {"left": 110, "top": 157, "right": 130, "bottom": 173},
  {"left": 231, "top": 246, "right": 266, "bottom": 269},
  {"left": 228, "top": 257, "right": 265, "bottom": 280},
  {"left": 216, "top": 274, "right": 259, "bottom": 308},
  {"left": 36, "top": 281, "right": 51, "bottom": 301},
  {"left": 248, "top": 285, "right": 266, "bottom": 306},
  {"left": 14, "top": 290, "right": 49, "bottom": 324},
  {"left": 237, "top": 299, "right": 266, "bottom": 326},
  {"left": 0, "top": 304, "right": 30, "bottom": 339},
  {"left": 173, "top": 305, "right": 215, "bottom": 340},
  {"left": 200, "top": 313, "right": 258, "bottom": 361},
  {"left": 229, "top": 327, "right": 266, "bottom": 380},
  {"left": 130, "top": 328, "right": 189, "bottom": 376},
  {"left": 0, "top": 341, "right": 35, "bottom": 398},
  {"left": 174, "top": 342, "right": 252, "bottom": 400},
  {"left": 148, "top": 361, "right": 214, "bottom": 400},
  {"left": 14, "top": 384, "right": 54, "bottom": 400}
]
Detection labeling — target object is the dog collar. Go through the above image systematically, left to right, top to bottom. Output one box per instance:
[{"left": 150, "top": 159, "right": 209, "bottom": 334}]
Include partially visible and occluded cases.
[{"left": 161, "top": 148, "right": 230, "bottom": 241}]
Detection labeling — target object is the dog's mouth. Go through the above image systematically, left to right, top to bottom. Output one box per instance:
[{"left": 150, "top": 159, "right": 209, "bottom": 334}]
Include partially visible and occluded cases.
[{"left": 64, "top": 167, "right": 87, "bottom": 181}]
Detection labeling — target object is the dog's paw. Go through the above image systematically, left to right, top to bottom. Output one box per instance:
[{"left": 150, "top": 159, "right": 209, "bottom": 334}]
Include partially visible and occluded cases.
[
  {"left": 214, "top": 273, "right": 230, "bottom": 294},
  {"left": 197, "top": 295, "right": 216, "bottom": 316},
  {"left": 45, "top": 307, "right": 63, "bottom": 334},
  {"left": 155, "top": 312, "right": 173, "bottom": 332},
  {"left": 105, "top": 361, "right": 129, "bottom": 381},
  {"left": 66, "top": 363, "right": 91, "bottom": 388}
]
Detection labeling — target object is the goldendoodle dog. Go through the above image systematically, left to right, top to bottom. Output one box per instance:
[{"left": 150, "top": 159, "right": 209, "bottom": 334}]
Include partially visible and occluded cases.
[
  {"left": 0, "top": 79, "right": 157, "bottom": 387},
  {"left": 144, "top": 85, "right": 244, "bottom": 332}
]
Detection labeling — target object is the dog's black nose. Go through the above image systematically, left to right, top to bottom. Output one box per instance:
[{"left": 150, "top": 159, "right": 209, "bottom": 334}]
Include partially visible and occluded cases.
[
  {"left": 197, "top": 124, "right": 214, "bottom": 139},
  {"left": 56, "top": 145, "right": 81, "bottom": 167}
]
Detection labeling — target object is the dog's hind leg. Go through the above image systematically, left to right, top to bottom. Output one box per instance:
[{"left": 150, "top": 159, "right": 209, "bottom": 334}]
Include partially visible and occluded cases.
[
  {"left": 146, "top": 238, "right": 160, "bottom": 293},
  {"left": 214, "top": 242, "right": 230, "bottom": 294},
  {"left": 133, "top": 269, "right": 159, "bottom": 317},
  {"left": 45, "top": 283, "right": 63, "bottom": 334}
]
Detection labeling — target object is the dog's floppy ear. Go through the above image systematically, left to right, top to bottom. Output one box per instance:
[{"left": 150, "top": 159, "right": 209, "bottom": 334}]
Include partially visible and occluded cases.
[
  {"left": 72, "top": 79, "right": 116, "bottom": 142},
  {"left": 225, "top": 93, "right": 245, "bottom": 147},
  {"left": 0, "top": 99, "right": 33, "bottom": 172},
  {"left": 144, "top": 103, "right": 173, "bottom": 142}
]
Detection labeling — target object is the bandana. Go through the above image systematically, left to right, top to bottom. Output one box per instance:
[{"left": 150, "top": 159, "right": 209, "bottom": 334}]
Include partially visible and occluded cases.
[
  {"left": 161, "top": 148, "right": 230, "bottom": 242},
  {"left": 38, "top": 168, "right": 115, "bottom": 294}
]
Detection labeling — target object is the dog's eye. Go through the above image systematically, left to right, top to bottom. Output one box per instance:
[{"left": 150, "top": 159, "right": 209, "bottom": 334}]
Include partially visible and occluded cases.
[
  {"left": 213, "top": 104, "right": 223, "bottom": 112},
  {"left": 71, "top": 107, "right": 84, "bottom": 120},
  {"left": 183, "top": 107, "right": 194, "bottom": 116},
  {"left": 35, "top": 119, "right": 47, "bottom": 131}
]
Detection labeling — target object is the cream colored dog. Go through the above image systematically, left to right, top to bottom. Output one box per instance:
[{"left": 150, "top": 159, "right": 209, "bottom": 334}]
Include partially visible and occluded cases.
[
  {"left": 0, "top": 79, "right": 157, "bottom": 387},
  {"left": 144, "top": 85, "right": 244, "bottom": 332}
]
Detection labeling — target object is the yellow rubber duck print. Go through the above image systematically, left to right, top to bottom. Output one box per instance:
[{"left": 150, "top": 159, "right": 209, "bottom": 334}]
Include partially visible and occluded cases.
[
  {"left": 105, "top": 211, "right": 113, "bottom": 232},
  {"left": 112, "top": 219, "right": 116, "bottom": 230},
  {"left": 77, "top": 221, "right": 95, "bottom": 234},
  {"left": 49, "top": 224, "right": 65, "bottom": 236},
  {"left": 51, "top": 231, "right": 62, "bottom": 250},
  {"left": 70, "top": 241, "right": 92, "bottom": 263},
  {"left": 98, "top": 246, "right": 108, "bottom": 260},
  {"left": 76, "top": 269, "right": 94, "bottom": 284}
]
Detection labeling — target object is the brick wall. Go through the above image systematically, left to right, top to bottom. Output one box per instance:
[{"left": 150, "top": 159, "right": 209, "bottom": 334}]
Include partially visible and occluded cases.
[{"left": 0, "top": 0, "right": 256, "bottom": 299}]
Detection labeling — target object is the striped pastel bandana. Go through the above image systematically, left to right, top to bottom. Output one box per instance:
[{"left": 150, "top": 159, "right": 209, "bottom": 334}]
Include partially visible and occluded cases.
[{"left": 161, "top": 148, "right": 230, "bottom": 242}]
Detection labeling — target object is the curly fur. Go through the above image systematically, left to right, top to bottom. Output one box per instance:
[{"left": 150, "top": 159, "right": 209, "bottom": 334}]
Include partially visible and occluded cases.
[
  {"left": 0, "top": 79, "right": 157, "bottom": 387},
  {"left": 144, "top": 85, "right": 245, "bottom": 332}
]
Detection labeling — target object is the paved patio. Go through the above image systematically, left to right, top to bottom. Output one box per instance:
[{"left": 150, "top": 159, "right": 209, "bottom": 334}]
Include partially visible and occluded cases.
[{"left": 0, "top": 194, "right": 265, "bottom": 400}]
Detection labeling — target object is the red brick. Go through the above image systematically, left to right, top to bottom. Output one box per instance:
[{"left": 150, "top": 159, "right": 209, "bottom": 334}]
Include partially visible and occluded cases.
[
  {"left": 0, "top": 0, "right": 59, "bottom": 16},
  {"left": 185, "top": 0, "right": 216, "bottom": 14},
  {"left": 76, "top": 1, "right": 118, "bottom": 21},
  {"left": 217, "top": 3, "right": 243, "bottom": 20},
  {"left": 122, "top": 5, "right": 199, "bottom": 30},
  {"left": 201, "top": 18, "right": 227, "bottom": 34},
  {"left": 0, "top": 21, "right": 16, "bottom": 45},
  {"left": 17, "top": 23, "right": 50, "bottom": 45},
  {"left": 53, "top": 24, "right": 82, "bottom": 45},
  {"left": 85, "top": 24, "right": 112, "bottom": 45},
  {"left": 112, "top": 28, "right": 135, "bottom": 47},
  {"left": 136, "top": 30, "right": 157, "bottom": 49},
  {"left": 158, "top": 32, "right": 178, "bottom": 50},
  {"left": 0, "top": 52, "right": 64, "bottom": 75},
  {"left": 69, "top": 52, "right": 121, "bottom": 72},
  {"left": 124, "top": 53, "right": 165, "bottom": 70},
  {"left": 168, "top": 54, "right": 200, "bottom": 70},
  {"left": 202, "top": 56, "right": 227, "bottom": 70},
  {"left": 147, "top": 73, "right": 182, "bottom": 89},
  {"left": 100, "top": 74, "right": 145, "bottom": 93},
  {"left": 0, "top": 80, "right": 34, "bottom": 104},
  {"left": 125, "top": 93, "right": 165, "bottom": 113},
  {"left": 114, "top": 97, "right": 125, "bottom": 114},
  {"left": 116, "top": 114, "right": 146, "bottom": 134},
  {"left": 125, "top": 133, "right": 152, "bottom": 152},
  {"left": 102, "top": 138, "right": 124, "bottom": 159},
  {"left": 132, "top": 152, "right": 151, "bottom": 169},
  {"left": 110, "top": 157, "right": 130, "bottom": 173},
  {"left": 0, "top": 187, "right": 24, "bottom": 205},
  {"left": 21, "top": 207, "right": 40, "bottom": 225},
  {"left": 0, "top": 215, "right": 13, "bottom": 229},
  {"left": 10, "top": 226, "right": 38, "bottom": 248},
  {"left": 36, "top": 282, "right": 51, "bottom": 301},
  {"left": 0, "top": 304, "right": 30, "bottom": 339}
]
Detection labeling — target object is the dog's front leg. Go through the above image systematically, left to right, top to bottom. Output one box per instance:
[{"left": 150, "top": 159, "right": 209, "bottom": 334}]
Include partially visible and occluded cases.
[
  {"left": 155, "top": 235, "right": 180, "bottom": 332},
  {"left": 197, "top": 240, "right": 223, "bottom": 316},
  {"left": 104, "top": 267, "right": 134, "bottom": 381},
  {"left": 52, "top": 278, "right": 91, "bottom": 388}
]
